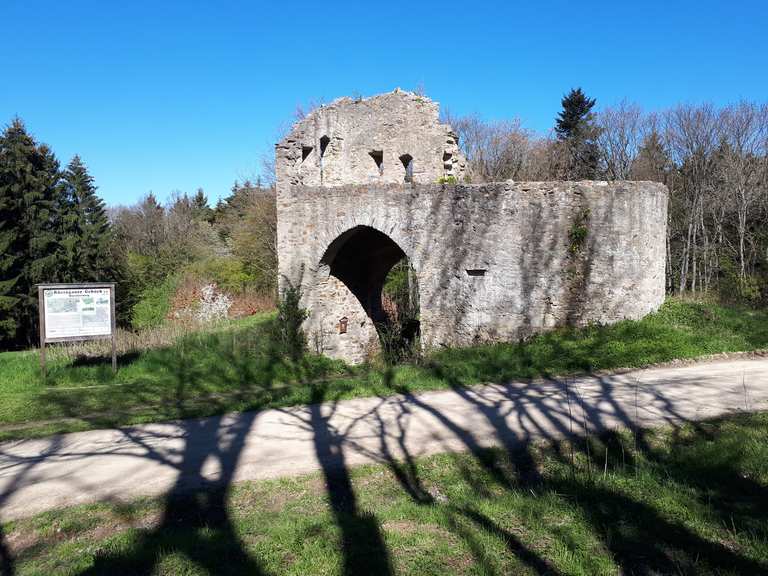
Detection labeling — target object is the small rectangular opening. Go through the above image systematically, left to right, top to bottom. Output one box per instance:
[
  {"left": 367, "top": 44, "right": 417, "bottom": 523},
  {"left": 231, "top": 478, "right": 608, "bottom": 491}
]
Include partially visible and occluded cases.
[
  {"left": 302, "top": 146, "right": 313, "bottom": 162},
  {"left": 466, "top": 269, "right": 486, "bottom": 277}
]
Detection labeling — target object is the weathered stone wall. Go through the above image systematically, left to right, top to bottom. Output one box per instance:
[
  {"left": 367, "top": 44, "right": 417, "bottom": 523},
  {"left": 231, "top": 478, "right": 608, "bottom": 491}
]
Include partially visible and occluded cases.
[
  {"left": 275, "top": 89, "right": 466, "bottom": 193},
  {"left": 278, "top": 181, "right": 668, "bottom": 363}
]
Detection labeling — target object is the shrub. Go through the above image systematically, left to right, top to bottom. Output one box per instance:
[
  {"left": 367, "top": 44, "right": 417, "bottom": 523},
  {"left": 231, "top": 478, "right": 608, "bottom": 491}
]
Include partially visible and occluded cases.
[
  {"left": 568, "top": 208, "right": 591, "bottom": 254},
  {"left": 184, "top": 256, "right": 256, "bottom": 293},
  {"left": 718, "top": 256, "right": 763, "bottom": 307},
  {"left": 131, "top": 275, "right": 180, "bottom": 330},
  {"left": 276, "top": 282, "right": 308, "bottom": 360}
]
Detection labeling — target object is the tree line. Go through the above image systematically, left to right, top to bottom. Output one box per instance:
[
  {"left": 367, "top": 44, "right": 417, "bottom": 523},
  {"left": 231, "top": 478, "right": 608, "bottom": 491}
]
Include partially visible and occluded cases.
[
  {"left": 447, "top": 89, "right": 768, "bottom": 304},
  {"left": 2, "top": 90, "right": 765, "bottom": 349},
  {"left": 0, "top": 118, "right": 277, "bottom": 350},
  {"left": 0, "top": 119, "right": 115, "bottom": 348},
  {"left": 109, "top": 181, "right": 276, "bottom": 329}
]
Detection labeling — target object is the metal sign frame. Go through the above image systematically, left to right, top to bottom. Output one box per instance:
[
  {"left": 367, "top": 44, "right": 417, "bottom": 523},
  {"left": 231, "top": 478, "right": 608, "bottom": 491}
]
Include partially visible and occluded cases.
[{"left": 37, "top": 283, "right": 117, "bottom": 376}]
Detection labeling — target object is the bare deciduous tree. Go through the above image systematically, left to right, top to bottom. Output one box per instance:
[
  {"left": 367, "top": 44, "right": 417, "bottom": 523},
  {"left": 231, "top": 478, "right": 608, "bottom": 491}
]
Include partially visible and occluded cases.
[{"left": 597, "top": 100, "right": 644, "bottom": 180}]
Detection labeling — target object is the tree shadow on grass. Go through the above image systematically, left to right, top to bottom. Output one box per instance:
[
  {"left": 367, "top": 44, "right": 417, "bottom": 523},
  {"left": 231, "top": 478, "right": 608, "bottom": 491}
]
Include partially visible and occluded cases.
[
  {"left": 3, "top": 321, "right": 768, "bottom": 574},
  {"left": 5, "top": 325, "right": 394, "bottom": 575},
  {"left": 369, "top": 358, "right": 768, "bottom": 575},
  {"left": 275, "top": 378, "right": 394, "bottom": 575}
]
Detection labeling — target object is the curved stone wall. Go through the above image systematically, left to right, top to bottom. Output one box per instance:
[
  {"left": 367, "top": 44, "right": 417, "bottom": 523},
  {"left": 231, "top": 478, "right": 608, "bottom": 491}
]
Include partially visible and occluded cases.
[{"left": 277, "top": 180, "right": 668, "bottom": 363}]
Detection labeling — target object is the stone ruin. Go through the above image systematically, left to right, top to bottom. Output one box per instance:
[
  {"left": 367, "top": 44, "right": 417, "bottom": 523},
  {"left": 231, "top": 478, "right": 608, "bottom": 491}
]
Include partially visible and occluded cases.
[{"left": 276, "top": 89, "right": 668, "bottom": 363}]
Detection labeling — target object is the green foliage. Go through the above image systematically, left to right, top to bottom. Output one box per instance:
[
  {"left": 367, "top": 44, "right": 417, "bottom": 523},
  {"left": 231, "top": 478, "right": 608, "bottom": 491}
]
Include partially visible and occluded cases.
[
  {"left": 555, "top": 88, "right": 601, "bottom": 179},
  {"left": 555, "top": 88, "right": 597, "bottom": 139},
  {"left": 0, "top": 119, "right": 65, "bottom": 346},
  {"left": 0, "top": 120, "right": 121, "bottom": 348},
  {"left": 58, "top": 155, "right": 115, "bottom": 283},
  {"left": 437, "top": 175, "right": 457, "bottom": 184},
  {"left": 227, "top": 185, "right": 277, "bottom": 294},
  {"left": 191, "top": 188, "right": 214, "bottom": 223},
  {"left": 568, "top": 208, "right": 591, "bottom": 253},
  {"left": 718, "top": 255, "right": 762, "bottom": 306},
  {"left": 184, "top": 257, "right": 255, "bottom": 293},
  {"left": 380, "top": 259, "right": 421, "bottom": 364},
  {"left": 382, "top": 260, "right": 409, "bottom": 297},
  {"left": 130, "top": 275, "right": 179, "bottom": 330},
  {"left": 276, "top": 281, "right": 308, "bottom": 360}
]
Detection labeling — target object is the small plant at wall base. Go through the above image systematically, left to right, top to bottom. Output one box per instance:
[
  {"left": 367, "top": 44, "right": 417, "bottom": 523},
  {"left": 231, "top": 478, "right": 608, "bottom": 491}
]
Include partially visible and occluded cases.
[
  {"left": 438, "top": 175, "right": 457, "bottom": 184},
  {"left": 569, "top": 208, "right": 591, "bottom": 254},
  {"left": 277, "top": 281, "right": 308, "bottom": 361}
]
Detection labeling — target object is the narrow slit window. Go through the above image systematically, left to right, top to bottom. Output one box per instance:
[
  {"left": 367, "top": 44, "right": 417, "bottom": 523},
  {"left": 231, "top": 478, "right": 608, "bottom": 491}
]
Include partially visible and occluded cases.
[
  {"left": 319, "top": 136, "right": 330, "bottom": 182},
  {"left": 302, "top": 146, "right": 313, "bottom": 162},
  {"left": 369, "top": 150, "right": 384, "bottom": 175},
  {"left": 399, "top": 153, "right": 413, "bottom": 183},
  {"left": 466, "top": 269, "right": 486, "bottom": 277}
]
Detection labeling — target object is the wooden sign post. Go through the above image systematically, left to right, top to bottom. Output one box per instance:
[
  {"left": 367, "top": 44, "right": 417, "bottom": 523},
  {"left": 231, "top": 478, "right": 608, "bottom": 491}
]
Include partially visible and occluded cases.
[{"left": 38, "top": 283, "right": 117, "bottom": 377}]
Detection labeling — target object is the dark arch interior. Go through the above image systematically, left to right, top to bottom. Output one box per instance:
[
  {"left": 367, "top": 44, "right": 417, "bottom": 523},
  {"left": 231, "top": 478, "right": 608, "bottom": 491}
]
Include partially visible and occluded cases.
[{"left": 321, "top": 226, "right": 408, "bottom": 326}]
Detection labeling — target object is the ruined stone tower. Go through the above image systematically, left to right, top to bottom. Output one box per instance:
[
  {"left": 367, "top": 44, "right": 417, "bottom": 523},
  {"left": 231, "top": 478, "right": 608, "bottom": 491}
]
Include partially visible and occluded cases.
[{"left": 276, "top": 90, "right": 668, "bottom": 364}]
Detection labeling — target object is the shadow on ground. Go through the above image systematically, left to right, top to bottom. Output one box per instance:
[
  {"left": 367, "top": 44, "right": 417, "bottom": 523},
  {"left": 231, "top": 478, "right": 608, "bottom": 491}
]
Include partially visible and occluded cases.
[{"left": 1, "top": 326, "right": 767, "bottom": 575}]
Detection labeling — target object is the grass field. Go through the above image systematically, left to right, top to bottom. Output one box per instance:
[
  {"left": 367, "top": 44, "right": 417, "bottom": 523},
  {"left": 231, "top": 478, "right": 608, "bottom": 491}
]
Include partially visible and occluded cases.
[
  {"left": 0, "top": 299, "right": 767, "bottom": 441},
  {"left": 2, "top": 411, "right": 767, "bottom": 575}
]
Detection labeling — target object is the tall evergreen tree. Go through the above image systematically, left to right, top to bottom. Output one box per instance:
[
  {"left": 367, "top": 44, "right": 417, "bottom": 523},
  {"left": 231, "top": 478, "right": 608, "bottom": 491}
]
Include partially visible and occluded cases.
[
  {"left": 555, "top": 88, "right": 601, "bottom": 179},
  {"left": 0, "top": 119, "right": 64, "bottom": 346},
  {"left": 0, "top": 124, "right": 25, "bottom": 341},
  {"left": 61, "top": 155, "right": 113, "bottom": 281},
  {"left": 192, "top": 188, "right": 213, "bottom": 223}
]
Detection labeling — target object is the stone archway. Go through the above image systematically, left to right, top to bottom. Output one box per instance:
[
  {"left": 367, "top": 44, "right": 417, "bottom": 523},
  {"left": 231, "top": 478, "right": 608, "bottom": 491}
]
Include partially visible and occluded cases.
[{"left": 311, "top": 225, "right": 419, "bottom": 362}]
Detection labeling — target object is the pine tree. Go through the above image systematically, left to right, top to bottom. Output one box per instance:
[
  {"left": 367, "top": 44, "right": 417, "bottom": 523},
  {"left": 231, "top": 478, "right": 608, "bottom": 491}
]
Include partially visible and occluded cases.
[
  {"left": 555, "top": 88, "right": 601, "bottom": 179},
  {"left": 0, "top": 119, "right": 64, "bottom": 346},
  {"left": 0, "top": 124, "right": 25, "bottom": 342},
  {"left": 61, "top": 155, "right": 113, "bottom": 281},
  {"left": 192, "top": 188, "right": 213, "bottom": 223}
]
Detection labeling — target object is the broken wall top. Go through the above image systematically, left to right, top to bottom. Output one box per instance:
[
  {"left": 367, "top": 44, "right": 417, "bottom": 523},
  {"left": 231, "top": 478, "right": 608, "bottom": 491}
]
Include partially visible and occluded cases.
[{"left": 276, "top": 89, "right": 466, "bottom": 192}]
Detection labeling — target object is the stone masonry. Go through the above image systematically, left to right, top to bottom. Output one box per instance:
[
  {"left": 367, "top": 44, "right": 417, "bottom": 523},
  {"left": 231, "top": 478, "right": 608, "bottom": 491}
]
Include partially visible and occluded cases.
[{"left": 276, "top": 90, "right": 668, "bottom": 364}]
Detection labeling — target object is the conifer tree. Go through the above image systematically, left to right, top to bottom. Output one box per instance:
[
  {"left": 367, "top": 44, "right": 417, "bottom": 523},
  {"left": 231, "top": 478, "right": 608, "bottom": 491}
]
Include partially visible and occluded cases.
[
  {"left": 555, "top": 88, "right": 601, "bottom": 179},
  {"left": 0, "top": 119, "right": 63, "bottom": 346},
  {"left": 0, "top": 124, "right": 25, "bottom": 342},
  {"left": 61, "top": 156, "right": 113, "bottom": 281},
  {"left": 192, "top": 188, "right": 213, "bottom": 223}
]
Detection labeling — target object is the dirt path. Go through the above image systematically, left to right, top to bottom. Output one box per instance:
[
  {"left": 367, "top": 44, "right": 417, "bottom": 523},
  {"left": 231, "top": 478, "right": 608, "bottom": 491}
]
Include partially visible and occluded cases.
[{"left": 1, "top": 357, "right": 766, "bottom": 521}]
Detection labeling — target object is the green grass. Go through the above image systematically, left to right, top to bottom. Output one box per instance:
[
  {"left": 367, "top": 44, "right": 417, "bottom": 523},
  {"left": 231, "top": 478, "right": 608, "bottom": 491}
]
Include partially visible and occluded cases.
[
  {"left": 0, "top": 299, "right": 767, "bottom": 441},
  {"left": 3, "top": 412, "right": 767, "bottom": 575}
]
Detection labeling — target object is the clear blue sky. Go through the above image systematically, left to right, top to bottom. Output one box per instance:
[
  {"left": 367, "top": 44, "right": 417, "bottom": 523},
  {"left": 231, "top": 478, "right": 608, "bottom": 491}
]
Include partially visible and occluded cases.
[{"left": 2, "top": 0, "right": 766, "bottom": 206}]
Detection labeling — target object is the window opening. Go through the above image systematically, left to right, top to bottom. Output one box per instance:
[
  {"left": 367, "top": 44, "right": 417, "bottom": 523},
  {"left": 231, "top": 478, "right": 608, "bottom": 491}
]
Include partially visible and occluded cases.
[
  {"left": 369, "top": 150, "right": 384, "bottom": 175},
  {"left": 399, "top": 154, "right": 413, "bottom": 183}
]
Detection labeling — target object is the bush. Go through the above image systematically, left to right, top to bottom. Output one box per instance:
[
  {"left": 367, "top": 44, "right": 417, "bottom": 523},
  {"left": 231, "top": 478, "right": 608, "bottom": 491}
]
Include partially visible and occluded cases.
[
  {"left": 718, "top": 256, "right": 763, "bottom": 307},
  {"left": 184, "top": 257, "right": 256, "bottom": 294},
  {"left": 131, "top": 275, "right": 180, "bottom": 330},
  {"left": 276, "top": 282, "right": 308, "bottom": 361}
]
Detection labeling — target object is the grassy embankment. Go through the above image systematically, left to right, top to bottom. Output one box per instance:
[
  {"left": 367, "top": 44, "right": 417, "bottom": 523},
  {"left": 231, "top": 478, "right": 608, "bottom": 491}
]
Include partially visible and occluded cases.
[
  {"left": 0, "top": 299, "right": 766, "bottom": 441},
  {"left": 2, "top": 412, "right": 767, "bottom": 574}
]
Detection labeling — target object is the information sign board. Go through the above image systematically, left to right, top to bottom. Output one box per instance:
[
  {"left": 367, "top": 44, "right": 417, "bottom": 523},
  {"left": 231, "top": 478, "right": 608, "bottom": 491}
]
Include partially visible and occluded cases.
[{"left": 37, "top": 283, "right": 117, "bottom": 375}]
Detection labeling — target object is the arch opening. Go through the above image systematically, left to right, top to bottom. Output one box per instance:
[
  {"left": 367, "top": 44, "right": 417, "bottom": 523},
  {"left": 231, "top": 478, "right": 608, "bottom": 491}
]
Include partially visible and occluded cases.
[{"left": 321, "top": 225, "right": 420, "bottom": 359}]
